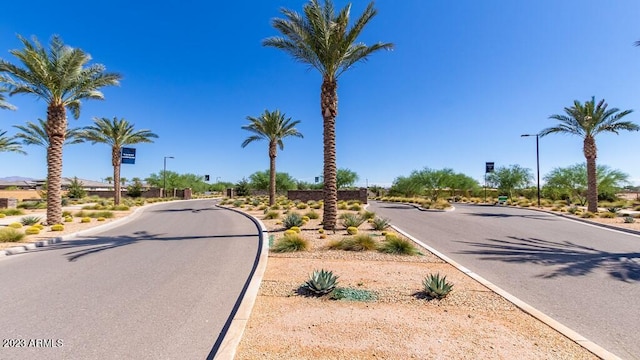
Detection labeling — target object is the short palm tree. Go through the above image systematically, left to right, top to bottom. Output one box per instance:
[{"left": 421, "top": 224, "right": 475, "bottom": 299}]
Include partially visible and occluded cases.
[
  {"left": 263, "top": 0, "right": 393, "bottom": 229},
  {"left": 0, "top": 35, "right": 121, "bottom": 224},
  {"left": 540, "top": 97, "right": 637, "bottom": 213},
  {"left": 241, "top": 109, "right": 303, "bottom": 206},
  {"left": 79, "top": 117, "right": 158, "bottom": 205},
  {"left": 13, "top": 118, "right": 84, "bottom": 147},
  {"left": 0, "top": 130, "right": 25, "bottom": 154}
]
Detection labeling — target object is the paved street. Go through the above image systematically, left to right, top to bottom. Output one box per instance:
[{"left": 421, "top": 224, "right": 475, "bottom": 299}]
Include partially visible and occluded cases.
[
  {"left": 0, "top": 200, "right": 261, "bottom": 360},
  {"left": 369, "top": 201, "right": 640, "bottom": 360}
]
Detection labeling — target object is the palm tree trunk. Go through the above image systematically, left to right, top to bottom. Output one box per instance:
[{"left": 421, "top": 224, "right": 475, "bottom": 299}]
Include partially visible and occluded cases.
[
  {"left": 321, "top": 76, "right": 338, "bottom": 230},
  {"left": 45, "top": 103, "right": 67, "bottom": 225},
  {"left": 584, "top": 136, "right": 598, "bottom": 213},
  {"left": 269, "top": 141, "right": 277, "bottom": 206},
  {"left": 112, "top": 147, "right": 121, "bottom": 205}
]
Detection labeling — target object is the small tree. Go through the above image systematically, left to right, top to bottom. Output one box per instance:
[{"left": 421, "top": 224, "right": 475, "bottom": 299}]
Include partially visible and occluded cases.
[
  {"left": 486, "top": 165, "right": 533, "bottom": 199},
  {"left": 336, "top": 168, "right": 360, "bottom": 189},
  {"left": 66, "top": 177, "right": 87, "bottom": 199},
  {"left": 126, "top": 178, "right": 144, "bottom": 198}
]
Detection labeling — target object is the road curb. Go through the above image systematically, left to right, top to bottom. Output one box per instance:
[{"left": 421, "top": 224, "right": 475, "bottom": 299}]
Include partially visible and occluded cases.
[
  {"left": 211, "top": 205, "right": 269, "bottom": 360},
  {"left": 391, "top": 223, "right": 623, "bottom": 360}
]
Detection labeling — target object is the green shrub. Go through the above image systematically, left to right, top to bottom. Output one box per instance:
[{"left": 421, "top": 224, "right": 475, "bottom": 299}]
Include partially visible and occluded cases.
[
  {"left": 232, "top": 200, "right": 244, "bottom": 207},
  {"left": 17, "top": 201, "right": 45, "bottom": 210},
  {"left": 296, "top": 202, "right": 308, "bottom": 209},
  {"left": 338, "top": 202, "right": 348, "bottom": 210},
  {"left": 348, "top": 204, "right": 362, "bottom": 211},
  {"left": 112, "top": 205, "right": 130, "bottom": 211},
  {"left": 567, "top": 206, "right": 580, "bottom": 215},
  {"left": 0, "top": 209, "right": 24, "bottom": 216},
  {"left": 62, "top": 210, "right": 72, "bottom": 217},
  {"left": 305, "top": 210, "right": 320, "bottom": 220},
  {"left": 263, "top": 211, "right": 280, "bottom": 220},
  {"left": 361, "top": 211, "right": 376, "bottom": 220},
  {"left": 581, "top": 211, "right": 596, "bottom": 219},
  {"left": 283, "top": 212, "right": 304, "bottom": 229},
  {"left": 0, "top": 213, "right": 4, "bottom": 218},
  {"left": 339, "top": 213, "right": 365, "bottom": 228},
  {"left": 20, "top": 216, "right": 42, "bottom": 226},
  {"left": 64, "top": 216, "right": 73, "bottom": 223},
  {"left": 624, "top": 216, "right": 635, "bottom": 223},
  {"left": 81, "top": 217, "right": 91, "bottom": 223},
  {"left": 97, "top": 217, "right": 106, "bottom": 221},
  {"left": 371, "top": 217, "right": 391, "bottom": 231},
  {"left": 8, "top": 222, "right": 22, "bottom": 229},
  {"left": 50, "top": 224, "right": 64, "bottom": 231},
  {"left": 25, "top": 226, "right": 40, "bottom": 235},
  {"left": 290, "top": 226, "right": 301, "bottom": 233},
  {"left": 346, "top": 226, "right": 358, "bottom": 235},
  {"left": 0, "top": 228, "right": 25, "bottom": 242},
  {"left": 284, "top": 229, "right": 297, "bottom": 237},
  {"left": 272, "top": 234, "right": 309, "bottom": 253},
  {"left": 328, "top": 235, "right": 377, "bottom": 251},
  {"left": 379, "top": 236, "right": 419, "bottom": 255},
  {"left": 303, "top": 269, "right": 338, "bottom": 296},
  {"left": 423, "top": 273, "right": 453, "bottom": 299},
  {"left": 331, "top": 287, "right": 377, "bottom": 302}
]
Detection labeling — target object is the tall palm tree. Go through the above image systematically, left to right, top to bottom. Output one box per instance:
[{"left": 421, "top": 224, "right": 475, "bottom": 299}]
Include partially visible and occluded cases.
[
  {"left": 263, "top": 0, "right": 393, "bottom": 229},
  {"left": 0, "top": 35, "right": 121, "bottom": 224},
  {"left": 0, "top": 87, "right": 16, "bottom": 110},
  {"left": 540, "top": 97, "right": 637, "bottom": 213},
  {"left": 241, "top": 109, "right": 303, "bottom": 206},
  {"left": 79, "top": 117, "right": 158, "bottom": 205},
  {"left": 13, "top": 118, "right": 84, "bottom": 147},
  {"left": 0, "top": 130, "right": 25, "bottom": 154}
]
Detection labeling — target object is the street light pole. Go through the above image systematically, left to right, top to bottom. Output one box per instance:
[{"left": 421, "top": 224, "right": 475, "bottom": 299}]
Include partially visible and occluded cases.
[
  {"left": 521, "top": 134, "right": 540, "bottom": 207},
  {"left": 163, "top": 156, "right": 174, "bottom": 197}
]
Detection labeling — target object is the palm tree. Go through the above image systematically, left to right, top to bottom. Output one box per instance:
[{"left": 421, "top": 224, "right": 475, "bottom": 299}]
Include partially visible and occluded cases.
[
  {"left": 263, "top": 0, "right": 393, "bottom": 229},
  {"left": 0, "top": 35, "right": 121, "bottom": 224},
  {"left": 0, "top": 87, "right": 16, "bottom": 110},
  {"left": 540, "top": 97, "right": 637, "bottom": 213},
  {"left": 241, "top": 109, "right": 303, "bottom": 206},
  {"left": 79, "top": 117, "right": 158, "bottom": 205},
  {"left": 13, "top": 118, "right": 85, "bottom": 147},
  {"left": 0, "top": 130, "right": 25, "bottom": 154},
  {"left": 104, "top": 176, "right": 114, "bottom": 184}
]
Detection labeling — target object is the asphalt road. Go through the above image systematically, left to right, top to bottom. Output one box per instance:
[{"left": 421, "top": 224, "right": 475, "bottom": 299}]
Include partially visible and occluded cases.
[
  {"left": 0, "top": 200, "right": 261, "bottom": 360},
  {"left": 369, "top": 201, "right": 640, "bottom": 360}
]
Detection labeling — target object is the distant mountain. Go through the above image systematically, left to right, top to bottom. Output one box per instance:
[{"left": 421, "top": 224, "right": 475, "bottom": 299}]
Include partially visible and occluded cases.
[{"left": 0, "top": 176, "right": 36, "bottom": 182}]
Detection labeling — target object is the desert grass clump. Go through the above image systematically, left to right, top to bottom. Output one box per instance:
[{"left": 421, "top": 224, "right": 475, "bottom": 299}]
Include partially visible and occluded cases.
[
  {"left": 296, "top": 202, "right": 308, "bottom": 209},
  {"left": 338, "top": 202, "right": 348, "bottom": 210},
  {"left": 348, "top": 204, "right": 362, "bottom": 211},
  {"left": 0, "top": 209, "right": 24, "bottom": 216},
  {"left": 304, "top": 210, "right": 320, "bottom": 220},
  {"left": 360, "top": 210, "right": 376, "bottom": 220},
  {"left": 263, "top": 211, "right": 280, "bottom": 220},
  {"left": 581, "top": 211, "right": 596, "bottom": 219},
  {"left": 283, "top": 212, "right": 304, "bottom": 229},
  {"left": 598, "top": 212, "right": 616, "bottom": 219},
  {"left": 0, "top": 213, "right": 5, "bottom": 218},
  {"left": 339, "top": 213, "right": 365, "bottom": 228},
  {"left": 20, "top": 216, "right": 42, "bottom": 226},
  {"left": 64, "top": 216, "right": 73, "bottom": 223},
  {"left": 81, "top": 217, "right": 92, "bottom": 223},
  {"left": 97, "top": 217, "right": 106, "bottom": 221},
  {"left": 371, "top": 217, "right": 391, "bottom": 231},
  {"left": 8, "top": 222, "right": 22, "bottom": 229},
  {"left": 50, "top": 224, "right": 64, "bottom": 231},
  {"left": 25, "top": 226, "right": 40, "bottom": 235},
  {"left": 290, "top": 226, "right": 301, "bottom": 233},
  {"left": 0, "top": 228, "right": 25, "bottom": 242},
  {"left": 272, "top": 234, "right": 309, "bottom": 253},
  {"left": 328, "top": 234, "right": 377, "bottom": 251},
  {"left": 379, "top": 236, "right": 419, "bottom": 255},
  {"left": 303, "top": 269, "right": 338, "bottom": 296},
  {"left": 423, "top": 273, "right": 453, "bottom": 299}
]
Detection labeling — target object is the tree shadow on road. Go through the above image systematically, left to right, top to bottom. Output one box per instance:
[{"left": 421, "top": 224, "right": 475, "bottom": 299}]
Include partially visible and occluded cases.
[
  {"left": 33, "top": 230, "right": 259, "bottom": 262},
  {"left": 457, "top": 236, "right": 640, "bottom": 282}
]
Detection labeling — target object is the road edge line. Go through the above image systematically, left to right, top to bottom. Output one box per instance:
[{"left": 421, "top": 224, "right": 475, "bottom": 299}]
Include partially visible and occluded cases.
[{"left": 391, "top": 223, "right": 622, "bottom": 360}]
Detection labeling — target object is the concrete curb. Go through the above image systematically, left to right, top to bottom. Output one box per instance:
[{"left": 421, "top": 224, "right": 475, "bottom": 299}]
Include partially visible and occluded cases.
[
  {"left": 212, "top": 206, "right": 269, "bottom": 360},
  {"left": 390, "top": 223, "right": 623, "bottom": 360}
]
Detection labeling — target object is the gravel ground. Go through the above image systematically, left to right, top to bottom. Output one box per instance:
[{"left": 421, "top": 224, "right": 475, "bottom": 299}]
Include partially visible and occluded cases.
[{"left": 230, "top": 203, "right": 598, "bottom": 359}]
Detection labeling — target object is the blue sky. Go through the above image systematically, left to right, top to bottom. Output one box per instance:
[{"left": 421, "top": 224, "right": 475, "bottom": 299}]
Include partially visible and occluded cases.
[{"left": 1, "top": 0, "right": 639, "bottom": 187}]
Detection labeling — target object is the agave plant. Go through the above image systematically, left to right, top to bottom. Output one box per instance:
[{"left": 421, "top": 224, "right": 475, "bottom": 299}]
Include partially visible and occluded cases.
[
  {"left": 304, "top": 269, "right": 339, "bottom": 296},
  {"left": 423, "top": 273, "right": 453, "bottom": 299}
]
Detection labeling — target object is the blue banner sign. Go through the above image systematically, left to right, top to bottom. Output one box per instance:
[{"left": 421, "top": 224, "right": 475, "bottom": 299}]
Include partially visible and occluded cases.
[{"left": 122, "top": 147, "right": 136, "bottom": 164}]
